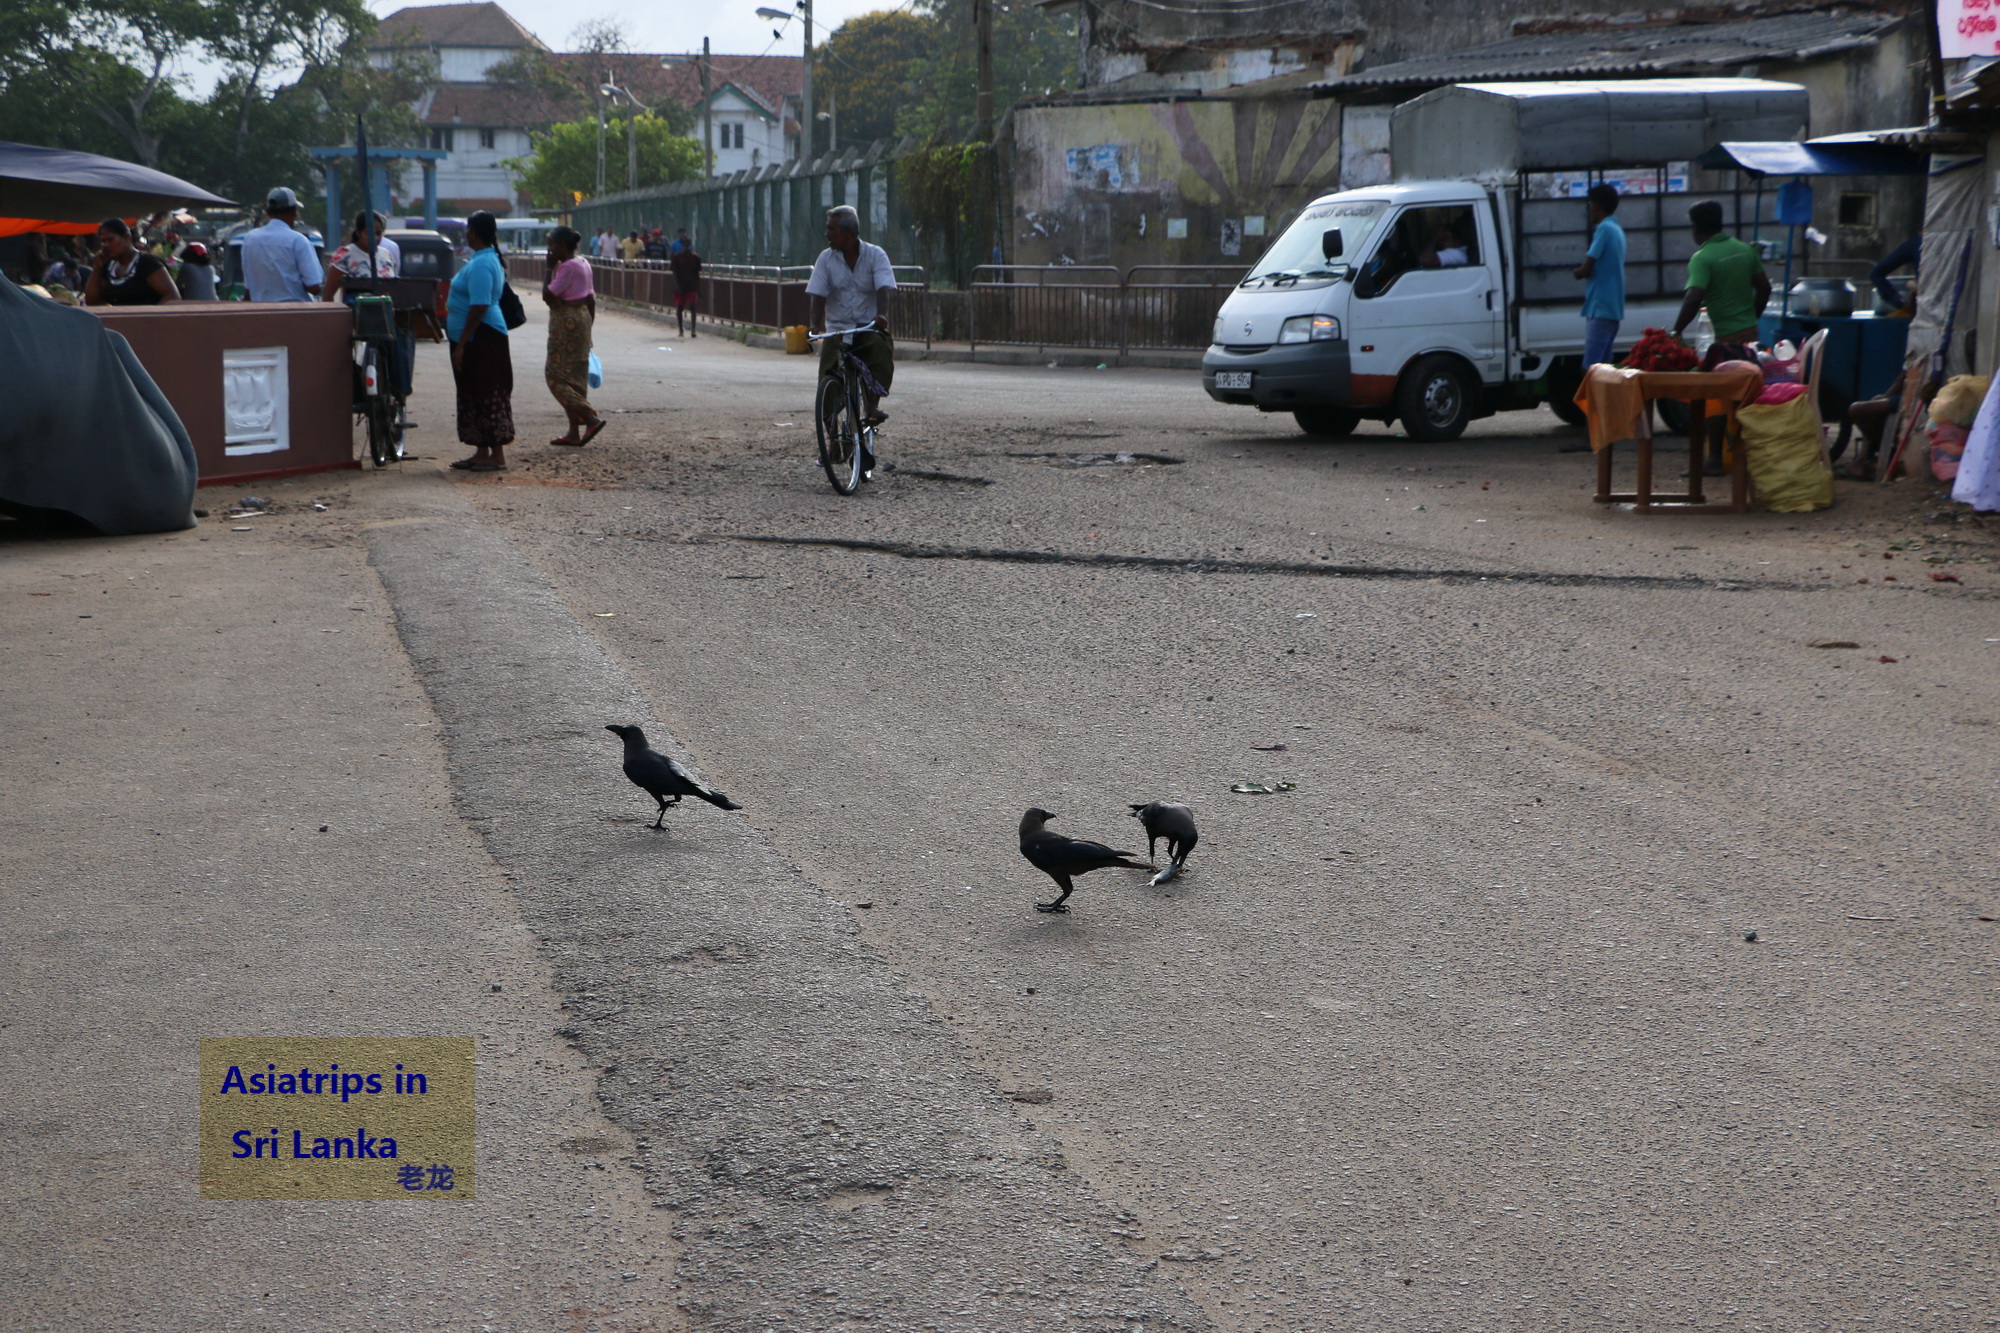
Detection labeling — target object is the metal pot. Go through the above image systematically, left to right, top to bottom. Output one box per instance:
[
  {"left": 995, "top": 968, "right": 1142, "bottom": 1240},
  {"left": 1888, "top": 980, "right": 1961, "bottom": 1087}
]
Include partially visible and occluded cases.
[{"left": 1788, "top": 277, "right": 1856, "bottom": 317}]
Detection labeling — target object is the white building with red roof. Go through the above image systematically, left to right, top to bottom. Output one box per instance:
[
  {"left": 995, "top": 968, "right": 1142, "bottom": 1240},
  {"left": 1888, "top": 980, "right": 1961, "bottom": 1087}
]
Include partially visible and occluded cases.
[{"left": 368, "top": 2, "right": 806, "bottom": 212}]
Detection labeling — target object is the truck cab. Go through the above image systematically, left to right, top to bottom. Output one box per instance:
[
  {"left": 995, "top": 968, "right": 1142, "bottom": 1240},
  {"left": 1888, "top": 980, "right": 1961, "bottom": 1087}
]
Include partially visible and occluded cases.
[{"left": 1204, "top": 182, "right": 1504, "bottom": 440}]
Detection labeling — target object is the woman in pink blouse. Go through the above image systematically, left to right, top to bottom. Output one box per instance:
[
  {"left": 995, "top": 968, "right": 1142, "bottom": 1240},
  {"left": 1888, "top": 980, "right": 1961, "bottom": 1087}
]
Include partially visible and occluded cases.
[{"left": 543, "top": 227, "right": 605, "bottom": 446}]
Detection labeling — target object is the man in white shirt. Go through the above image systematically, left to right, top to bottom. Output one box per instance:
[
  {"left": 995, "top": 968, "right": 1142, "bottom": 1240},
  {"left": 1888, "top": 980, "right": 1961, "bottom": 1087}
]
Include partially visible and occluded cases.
[
  {"left": 241, "top": 187, "right": 322, "bottom": 301},
  {"left": 805, "top": 204, "right": 897, "bottom": 429}
]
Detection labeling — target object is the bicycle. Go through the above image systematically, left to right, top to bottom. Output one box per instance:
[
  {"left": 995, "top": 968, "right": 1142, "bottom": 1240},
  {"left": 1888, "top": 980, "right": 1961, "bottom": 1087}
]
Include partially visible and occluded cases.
[
  {"left": 348, "top": 292, "right": 410, "bottom": 468},
  {"left": 809, "top": 327, "right": 883, "bottom": 495}
]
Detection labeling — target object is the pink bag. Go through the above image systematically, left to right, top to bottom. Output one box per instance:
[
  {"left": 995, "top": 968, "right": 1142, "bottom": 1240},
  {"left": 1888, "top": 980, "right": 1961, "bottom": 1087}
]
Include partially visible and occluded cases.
[
  {"left": 1755, "top": 381, "right": 1809, "bottom": 405},
  {"left": 1928, "top": 421, "right": 1969, "bottom": 481}
]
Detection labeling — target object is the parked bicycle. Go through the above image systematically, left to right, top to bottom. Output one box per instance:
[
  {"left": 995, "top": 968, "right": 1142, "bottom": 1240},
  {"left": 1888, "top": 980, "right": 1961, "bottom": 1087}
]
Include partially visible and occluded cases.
[
  {"left": 347, "top": 292, "right": 409, "bottom": 467},
  {"left": 810, "top": 327, "right": 883, "bottom": 495}
]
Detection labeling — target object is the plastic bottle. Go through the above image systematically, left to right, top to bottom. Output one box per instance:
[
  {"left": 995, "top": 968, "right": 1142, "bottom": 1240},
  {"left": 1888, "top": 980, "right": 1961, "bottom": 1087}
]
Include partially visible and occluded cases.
[{"left": 1690, "top": 310, "right": 1715, "bottom": 359}]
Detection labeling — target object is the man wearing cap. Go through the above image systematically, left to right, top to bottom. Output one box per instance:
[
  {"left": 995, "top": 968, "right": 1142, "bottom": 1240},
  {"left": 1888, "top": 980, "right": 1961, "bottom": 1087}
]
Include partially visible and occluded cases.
[{"left": 241, "top": 187, "right": 322, "bottom": 302}]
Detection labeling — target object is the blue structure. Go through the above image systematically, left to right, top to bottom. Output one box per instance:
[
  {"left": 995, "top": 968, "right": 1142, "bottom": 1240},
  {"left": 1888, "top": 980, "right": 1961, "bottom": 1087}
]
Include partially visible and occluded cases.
[{"left": 307, "top": 145, "right": 449, "bottom": 237}]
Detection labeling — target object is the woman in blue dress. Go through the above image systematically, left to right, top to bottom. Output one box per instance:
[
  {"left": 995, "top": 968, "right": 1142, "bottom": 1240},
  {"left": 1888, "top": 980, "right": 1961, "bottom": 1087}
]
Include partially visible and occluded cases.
[{"left": 447, "top": 210, "right": 514, "bottom": 471}]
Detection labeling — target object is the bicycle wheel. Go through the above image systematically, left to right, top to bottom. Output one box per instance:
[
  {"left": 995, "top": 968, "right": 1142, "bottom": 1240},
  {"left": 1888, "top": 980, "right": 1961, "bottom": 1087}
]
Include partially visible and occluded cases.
[{"left": 815, "top": 372, "right": 862, "bottom": 494}]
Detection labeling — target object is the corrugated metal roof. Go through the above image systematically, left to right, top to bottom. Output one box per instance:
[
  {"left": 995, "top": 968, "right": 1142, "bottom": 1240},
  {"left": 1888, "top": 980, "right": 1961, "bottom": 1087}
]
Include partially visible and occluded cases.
[{"left": 1325, "top": 10, "right": 1901, "bottom": 91}]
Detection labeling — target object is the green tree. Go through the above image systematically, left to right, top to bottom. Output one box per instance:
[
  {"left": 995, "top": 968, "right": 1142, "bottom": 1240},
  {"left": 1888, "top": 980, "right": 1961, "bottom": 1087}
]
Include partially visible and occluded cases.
[
  {"left": 0, "top": 0, "right": 219, "bottom": 167},
  {"left": 0, "top": 0, "right": 413, "bottom": 208},
  {"left": 896, "top": 0, "right": 1075, "bottom": 144},
  {"left": 815, "top": 10, "right": 936, "bottom": 148},
  {"left": 504, "top": 112, "right": 702, "bottom": 208}
]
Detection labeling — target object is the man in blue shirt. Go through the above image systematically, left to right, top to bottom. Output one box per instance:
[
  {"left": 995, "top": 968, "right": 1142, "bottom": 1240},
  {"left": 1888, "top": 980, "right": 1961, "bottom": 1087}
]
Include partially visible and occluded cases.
[
  {"left": 1572, "top": 184, "right": 1625, "bottom": 367},
  {"left": 240, "top": 187, "right": 321, "bottom": 302}
]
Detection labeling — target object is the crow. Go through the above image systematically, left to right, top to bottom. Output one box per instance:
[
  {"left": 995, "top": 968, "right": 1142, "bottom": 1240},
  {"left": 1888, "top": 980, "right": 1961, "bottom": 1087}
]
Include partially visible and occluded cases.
[
  {"left": 605, "top": 724, "right": 741, "bottom": 826},
  {"left": 1129, "top": 801, "right": 1198, "bottom": 887},
  {"left": 1018, "top": 807, "right": 1149, "bottom": 913}
]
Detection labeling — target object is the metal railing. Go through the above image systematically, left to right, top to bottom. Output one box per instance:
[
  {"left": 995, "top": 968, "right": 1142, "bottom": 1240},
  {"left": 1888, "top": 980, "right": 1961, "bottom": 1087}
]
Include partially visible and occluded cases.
[
  {"left": 505, "top": 255, "right": 1231, "bottom": 353},
  {"left": 967, "top": 265, "right": 1236, "bottom": 353}
]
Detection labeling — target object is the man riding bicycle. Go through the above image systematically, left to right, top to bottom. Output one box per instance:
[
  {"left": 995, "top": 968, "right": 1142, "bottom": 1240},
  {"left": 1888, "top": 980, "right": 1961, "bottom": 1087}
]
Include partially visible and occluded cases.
[{"left": 806, "top": 205, "right": 896, "bottom": 450}]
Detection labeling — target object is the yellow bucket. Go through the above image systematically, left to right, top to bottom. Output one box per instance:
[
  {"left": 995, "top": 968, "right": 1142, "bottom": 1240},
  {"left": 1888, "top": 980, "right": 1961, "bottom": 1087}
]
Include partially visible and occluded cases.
[{"left": 783, "top": 325, "right": 810, "bottom": 355}]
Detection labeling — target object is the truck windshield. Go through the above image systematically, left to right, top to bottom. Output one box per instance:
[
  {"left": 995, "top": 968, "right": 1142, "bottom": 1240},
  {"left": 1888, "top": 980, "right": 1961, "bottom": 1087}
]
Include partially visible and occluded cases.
[{"left": 1241, "top": 201, "right": 1387, "bottom": 285}]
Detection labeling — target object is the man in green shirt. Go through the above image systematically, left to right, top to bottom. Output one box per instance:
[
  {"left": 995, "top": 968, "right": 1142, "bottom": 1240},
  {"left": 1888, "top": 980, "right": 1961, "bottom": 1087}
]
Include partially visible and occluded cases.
[{"left": 1671, "top": 199, "right": 1772, "bottom": 473}]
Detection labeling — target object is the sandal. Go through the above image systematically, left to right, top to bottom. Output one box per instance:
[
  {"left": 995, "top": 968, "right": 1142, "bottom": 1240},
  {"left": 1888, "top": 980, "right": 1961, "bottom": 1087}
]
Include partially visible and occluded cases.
[
  {"left": 578, "top": 418, "right": 607, "bottom": 445},
  {"left": 550, "top": 437, "right": 583, "bottom": 447},
  {"left": 449, "top": 457, "right": 478, "bottom": 470},
  {"left": 467, "top": 462, "right": 508, "bottom": 472}
]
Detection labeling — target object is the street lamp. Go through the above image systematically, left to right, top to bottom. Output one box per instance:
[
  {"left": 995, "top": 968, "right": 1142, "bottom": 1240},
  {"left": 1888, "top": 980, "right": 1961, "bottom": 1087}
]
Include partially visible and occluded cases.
[
  {"left": 754, "top": 1, "right": 812, "bottom": 163},
  {"left": 600, "top": 82, "right": 653, "bottom": 191}
]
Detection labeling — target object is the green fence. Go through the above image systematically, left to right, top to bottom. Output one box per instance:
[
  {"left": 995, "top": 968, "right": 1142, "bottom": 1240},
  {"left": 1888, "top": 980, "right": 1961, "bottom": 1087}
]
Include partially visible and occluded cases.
[{"left": 569, "top": 138, "right": 989, "bottom": 286}]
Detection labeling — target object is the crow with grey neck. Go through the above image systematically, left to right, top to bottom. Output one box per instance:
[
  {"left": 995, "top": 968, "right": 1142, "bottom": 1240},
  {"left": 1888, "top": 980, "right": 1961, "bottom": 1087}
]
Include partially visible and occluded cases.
[
  {"left": 605, "top": 724, "right": 741, "bottom": 826},
  {"left": 1129, "top": 801, "right": 1198, "bottom": 886},
  {"left": 1018, "top": 807, "right": 1150, "bottom": 913}
]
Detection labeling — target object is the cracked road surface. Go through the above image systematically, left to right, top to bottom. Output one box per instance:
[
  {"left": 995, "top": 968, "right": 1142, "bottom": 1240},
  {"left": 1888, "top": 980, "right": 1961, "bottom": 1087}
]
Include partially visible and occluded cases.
[{"left": 7, "top": 298, "right": 1997, "bottom": 1331}]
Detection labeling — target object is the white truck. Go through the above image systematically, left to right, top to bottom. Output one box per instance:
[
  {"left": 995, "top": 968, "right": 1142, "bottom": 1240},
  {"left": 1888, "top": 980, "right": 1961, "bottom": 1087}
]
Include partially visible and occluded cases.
[{"left": 1202, "top": 78, "right": 1809, "bottom": 440}]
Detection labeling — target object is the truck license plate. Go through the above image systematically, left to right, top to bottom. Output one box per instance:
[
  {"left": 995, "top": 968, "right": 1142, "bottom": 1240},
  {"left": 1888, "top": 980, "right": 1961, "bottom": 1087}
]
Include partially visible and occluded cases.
[{"left": 1214, "top": 371, "right": 1252, "bottom": 390}]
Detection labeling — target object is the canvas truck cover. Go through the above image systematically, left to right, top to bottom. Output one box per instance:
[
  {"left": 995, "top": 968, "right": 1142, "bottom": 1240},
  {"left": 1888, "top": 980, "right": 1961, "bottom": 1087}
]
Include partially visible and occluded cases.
[
  {"left": 1391, "top": 78, "right": 1811, "bottom": 180},
  {"left": 0, "top": 278, "right": 197, "bottom": 534}
]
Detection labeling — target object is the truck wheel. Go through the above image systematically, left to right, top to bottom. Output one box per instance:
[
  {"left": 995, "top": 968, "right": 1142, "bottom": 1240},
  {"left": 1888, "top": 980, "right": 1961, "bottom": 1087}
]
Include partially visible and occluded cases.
[
  {"left": 1397, "top": 356, "right": 1474, "bottom": 441},
  {"left": 1545, "top": 359, "right": 1587, "bottom": 427},
  {"left": 1294, "top": 407, "right": 1361, "bottom": 438}
]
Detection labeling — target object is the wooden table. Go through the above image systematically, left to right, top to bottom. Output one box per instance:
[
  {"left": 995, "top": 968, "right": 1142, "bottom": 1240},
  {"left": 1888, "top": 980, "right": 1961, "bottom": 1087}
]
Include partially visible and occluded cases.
[{"left": 1575, "top": 366, "right": 1764, "bottom": 514}]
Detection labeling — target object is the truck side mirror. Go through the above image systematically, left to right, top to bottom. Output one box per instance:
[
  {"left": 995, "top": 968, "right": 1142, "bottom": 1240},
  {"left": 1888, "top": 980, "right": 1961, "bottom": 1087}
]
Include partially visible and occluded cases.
[{"left": 1322, "top": 230, "right": 1343, "bottom": 260}]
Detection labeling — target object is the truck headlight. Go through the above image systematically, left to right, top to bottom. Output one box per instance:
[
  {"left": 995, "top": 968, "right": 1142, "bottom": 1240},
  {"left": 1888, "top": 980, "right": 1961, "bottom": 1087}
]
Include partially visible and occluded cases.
[
  {"left": 1278, "top": 314, "right": 1341, "bottom": 344},
  {"left": 1212, "top": 315, "right": 1227, "bottom": 344}
]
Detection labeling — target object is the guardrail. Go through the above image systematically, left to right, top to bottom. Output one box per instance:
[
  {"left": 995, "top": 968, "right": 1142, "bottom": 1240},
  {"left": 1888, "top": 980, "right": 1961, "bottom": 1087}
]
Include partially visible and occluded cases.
[
  {"left": 504, "top": 255, "right": 1232, "bottom": 353},
  {"left": 967, "top": 265, "right": 1236, "bottom": 353}
]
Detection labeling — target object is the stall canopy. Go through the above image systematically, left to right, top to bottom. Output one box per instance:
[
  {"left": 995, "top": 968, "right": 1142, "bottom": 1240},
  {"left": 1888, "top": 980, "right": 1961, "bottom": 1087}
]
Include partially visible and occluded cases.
[
  {"left": 1696, "top": 135, "right": 1929, "bottom": 176},
  {"left": 0, "top": 141, "right": 235, "bottom": 238}
]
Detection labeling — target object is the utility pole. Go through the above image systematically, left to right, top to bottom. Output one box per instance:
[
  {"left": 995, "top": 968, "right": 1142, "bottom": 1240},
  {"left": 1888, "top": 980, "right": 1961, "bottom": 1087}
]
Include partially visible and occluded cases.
[
  {"left": 800, "top": 0, "right": 814, "bottom": 163},
  {"left": 972, "top": 0, "right": 994, "bottom": 142},
  {"left": 700, "top": 37, "right": 714, "bottom": 178},
  {"left": 595, "top": 67, "right": 607, "bottom": 195},
  {"left": 820, "top": 86, "right": 836, "bottom": 154},
  {"left": 626, "top": 101, "right": 638, "bottom": 191}
]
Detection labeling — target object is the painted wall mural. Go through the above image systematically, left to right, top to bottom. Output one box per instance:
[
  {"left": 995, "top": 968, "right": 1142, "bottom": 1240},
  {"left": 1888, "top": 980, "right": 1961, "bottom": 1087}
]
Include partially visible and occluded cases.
[{"left": 1011, "top": 95, "right": 1343, "bottom": 270}]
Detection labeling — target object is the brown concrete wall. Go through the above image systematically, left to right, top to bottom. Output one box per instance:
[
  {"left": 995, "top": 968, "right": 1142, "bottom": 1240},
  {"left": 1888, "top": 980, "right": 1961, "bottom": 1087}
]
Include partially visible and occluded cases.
[{"left": 94, "top": 303, "right": 355, "bottom": 486}]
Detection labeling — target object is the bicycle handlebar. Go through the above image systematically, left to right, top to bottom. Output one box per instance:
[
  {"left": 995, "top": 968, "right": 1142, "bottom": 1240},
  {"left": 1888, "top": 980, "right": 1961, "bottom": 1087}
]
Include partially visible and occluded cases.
[{"left": 807, "top": 326, "right": 879, "bottom": 341}]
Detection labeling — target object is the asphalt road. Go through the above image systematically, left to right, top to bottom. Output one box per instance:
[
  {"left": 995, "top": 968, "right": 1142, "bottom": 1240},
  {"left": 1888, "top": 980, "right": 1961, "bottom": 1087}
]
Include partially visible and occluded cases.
[{"left": 6, "top": 298, "right": 1997, "bottom": 1331}]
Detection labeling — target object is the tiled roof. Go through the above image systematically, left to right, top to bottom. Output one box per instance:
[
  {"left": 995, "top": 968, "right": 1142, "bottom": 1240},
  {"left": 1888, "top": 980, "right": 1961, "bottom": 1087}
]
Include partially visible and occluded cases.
[
  {"left": 372, "top": 3, "right": 545, "bottom": 51},
  {"left": 1328, "top": 9, "right": 1902, "bottom": 90},
  {"left": 621, "top": 53, "right": 806, "bottom": 115},
  {"left": 418, "top": 81, "right": 569, "bottom": 126}
]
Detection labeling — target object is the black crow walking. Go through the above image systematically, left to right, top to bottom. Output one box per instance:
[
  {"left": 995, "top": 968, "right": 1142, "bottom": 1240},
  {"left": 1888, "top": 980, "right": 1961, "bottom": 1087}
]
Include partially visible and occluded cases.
[
  {"left": 605, "top": 724, "right": 741, "bottom": 826},
  {"left": 1129, "top": 801, "right": 1199, "bottom": 886},
  {"left": 1018, "top": 807, "right": 1149, "bottom": 913}
]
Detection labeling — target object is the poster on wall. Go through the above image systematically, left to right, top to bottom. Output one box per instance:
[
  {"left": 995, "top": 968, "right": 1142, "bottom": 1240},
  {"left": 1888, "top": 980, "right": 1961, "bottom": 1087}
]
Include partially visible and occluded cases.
[
  {"left": 1940, "top": 0, "right": 2000, "bottom": 56},
  {"left": 1220, "top": 218, "right": 1242, "bottom": 256}
]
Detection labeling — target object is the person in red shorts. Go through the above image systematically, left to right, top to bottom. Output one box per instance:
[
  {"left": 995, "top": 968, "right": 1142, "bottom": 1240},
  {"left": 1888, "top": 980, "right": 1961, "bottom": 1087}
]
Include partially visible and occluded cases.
[{"left": 669, "top": 230, "right": 701, "bottom": 338}]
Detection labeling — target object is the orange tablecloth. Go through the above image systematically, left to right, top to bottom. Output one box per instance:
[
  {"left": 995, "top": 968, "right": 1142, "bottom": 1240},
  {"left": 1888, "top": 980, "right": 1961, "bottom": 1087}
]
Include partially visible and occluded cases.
[{"left": 1575, "top": 366, "right": 1764, "bottom": 452}]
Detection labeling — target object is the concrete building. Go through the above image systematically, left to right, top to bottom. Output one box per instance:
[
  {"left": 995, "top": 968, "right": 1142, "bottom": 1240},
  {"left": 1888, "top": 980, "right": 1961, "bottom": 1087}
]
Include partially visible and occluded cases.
[
  {"left": 366, "top": 3, "right": 806, "bottom": 212},
  {"left": 368, "top": 3, "right": 547, "bottom": 212},
  {"left": 1014, "top": 3, "right": 1924, "bottom": 272}
]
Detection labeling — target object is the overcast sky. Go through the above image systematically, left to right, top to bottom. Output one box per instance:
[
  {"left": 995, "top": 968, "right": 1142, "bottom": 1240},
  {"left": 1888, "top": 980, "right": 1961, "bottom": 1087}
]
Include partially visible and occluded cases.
[
  {"left": 172, "top": 0, "right": 895, "bottom": 95},
  {"left": 371, "top": 0, "right": 894, "bottom": 60}
]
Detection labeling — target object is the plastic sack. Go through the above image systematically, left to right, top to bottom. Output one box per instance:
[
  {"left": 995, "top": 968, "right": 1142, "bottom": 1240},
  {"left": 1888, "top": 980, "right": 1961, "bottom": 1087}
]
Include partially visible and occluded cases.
[
  {"left": 1760, "top": 341, "right": 1803, "bottom": 384},
  {"left": 587, "top": 350, "right": 603, "bottom": 389},
  {"left": 1929, "top": 374, "right": 1990, "bottom": 428},
  {"left": 1756, "top": 381, "right": 1810, "bottom": 405},
  {"left": 1737, "top": 393, "right": 1833, "bottom": 511},
  {"left": 1928, "top": 420, "right": 1969, "bottom": 481}
]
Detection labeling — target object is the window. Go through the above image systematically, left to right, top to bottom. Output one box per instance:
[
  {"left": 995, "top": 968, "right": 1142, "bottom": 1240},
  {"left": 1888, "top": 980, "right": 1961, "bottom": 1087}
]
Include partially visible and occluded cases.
[
  {"left": 722, "top": 123, "right": 744, "bottom": 150},
  {"left": 429, "top": 127, "right": 454, "bottom": 152},
  {"left": 479, "top": 128, "right": 495, "bottom": 150},
  {"left": 1839, "top": 191, "right": 1877, "bottom": 227},
  {"left": 1355, "top": 204, "right": 1480, "bottom": 298}
]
